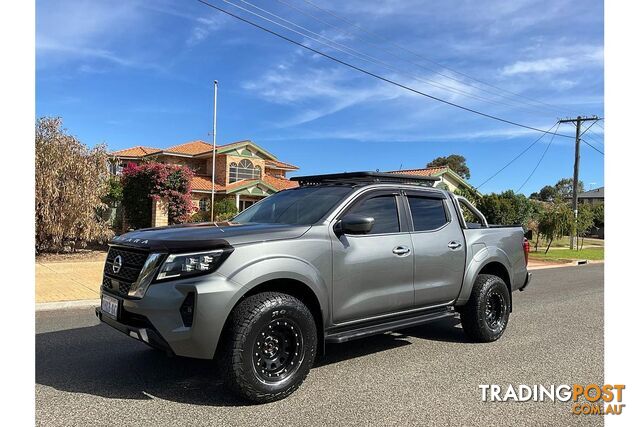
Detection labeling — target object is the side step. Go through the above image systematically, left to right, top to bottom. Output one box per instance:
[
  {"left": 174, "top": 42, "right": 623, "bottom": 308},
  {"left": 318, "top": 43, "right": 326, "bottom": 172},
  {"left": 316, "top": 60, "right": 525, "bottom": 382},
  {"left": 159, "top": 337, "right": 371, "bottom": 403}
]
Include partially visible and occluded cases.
[{"left": 325, "top": 307, "right": 456, "bottom": 344}]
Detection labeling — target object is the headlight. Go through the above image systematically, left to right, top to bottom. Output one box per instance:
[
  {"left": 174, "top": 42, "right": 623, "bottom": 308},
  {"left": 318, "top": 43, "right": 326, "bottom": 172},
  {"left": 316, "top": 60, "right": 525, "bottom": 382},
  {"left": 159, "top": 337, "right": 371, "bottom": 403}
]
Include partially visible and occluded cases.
[{"left": 156, "top": 249, "right": 227, "bottom": 281}]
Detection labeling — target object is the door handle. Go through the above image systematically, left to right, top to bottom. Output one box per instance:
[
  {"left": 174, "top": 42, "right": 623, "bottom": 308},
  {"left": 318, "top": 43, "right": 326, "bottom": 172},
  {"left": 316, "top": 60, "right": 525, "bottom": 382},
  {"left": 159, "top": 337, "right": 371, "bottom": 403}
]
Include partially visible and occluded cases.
[
  {"left": 448, "top": 241, "right": 462, "bottom": 250},
  {"left": 392, "top": 246, "right": 411, "bottom": 256}
]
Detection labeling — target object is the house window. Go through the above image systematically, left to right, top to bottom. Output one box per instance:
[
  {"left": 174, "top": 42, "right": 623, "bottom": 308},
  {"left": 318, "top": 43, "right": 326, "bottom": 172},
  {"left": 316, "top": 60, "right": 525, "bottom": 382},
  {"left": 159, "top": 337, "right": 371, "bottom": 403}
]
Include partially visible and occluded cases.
[
  {"left": 229, "top": 159, "right": 261, "bottom": 183},
  {"left": 199, "top": 198, "right": 210, "bottom": 212},
  {"left": 239, "top": 199, "right": 256, "bottom": 211}
]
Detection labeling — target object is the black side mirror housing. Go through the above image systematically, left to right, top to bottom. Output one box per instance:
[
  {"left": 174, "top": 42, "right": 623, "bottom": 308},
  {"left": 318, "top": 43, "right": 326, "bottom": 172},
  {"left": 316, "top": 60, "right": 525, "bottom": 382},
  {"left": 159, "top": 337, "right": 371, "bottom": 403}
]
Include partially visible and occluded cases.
[{"left": 335, "top": 214, "right": 375, "bottom": 236}]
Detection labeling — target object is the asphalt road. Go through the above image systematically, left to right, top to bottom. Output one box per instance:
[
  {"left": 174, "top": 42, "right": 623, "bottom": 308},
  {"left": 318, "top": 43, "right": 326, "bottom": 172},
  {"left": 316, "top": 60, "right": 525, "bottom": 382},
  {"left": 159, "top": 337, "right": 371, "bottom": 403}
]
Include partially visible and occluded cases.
[{"left": 36, "top": 264, "right": 604, "bottom": 426}]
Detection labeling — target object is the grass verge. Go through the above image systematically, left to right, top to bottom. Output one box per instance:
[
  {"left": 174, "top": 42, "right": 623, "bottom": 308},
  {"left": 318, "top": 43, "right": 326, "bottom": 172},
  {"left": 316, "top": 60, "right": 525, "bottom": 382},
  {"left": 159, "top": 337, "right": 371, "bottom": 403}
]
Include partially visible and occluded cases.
[{"left": 529, "top": 247, "right": 604, "bottom": 262}]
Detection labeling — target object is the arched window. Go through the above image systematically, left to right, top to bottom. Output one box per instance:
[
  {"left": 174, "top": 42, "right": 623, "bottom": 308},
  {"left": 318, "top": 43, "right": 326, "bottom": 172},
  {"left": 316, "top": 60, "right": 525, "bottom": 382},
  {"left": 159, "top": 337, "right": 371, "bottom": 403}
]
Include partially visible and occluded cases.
[{"left": 229, "top": 159, "right": 261, "bottom": 182}]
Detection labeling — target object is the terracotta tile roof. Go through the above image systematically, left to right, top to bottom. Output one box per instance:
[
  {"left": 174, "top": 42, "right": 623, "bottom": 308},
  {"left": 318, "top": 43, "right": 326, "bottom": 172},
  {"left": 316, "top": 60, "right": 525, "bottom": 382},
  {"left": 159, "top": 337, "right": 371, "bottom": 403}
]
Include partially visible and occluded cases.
[
  {"left": 165, "top": 140, "right": 214, "bottom": 155},
  {"left": 111, "top": 146, "right": 161, "bottom": 157},
  {"left": 266, "top": 159, "right": 299, "bottom": 170},
  {"left": 387, "top": 166, "right": 448, "bottom": 176},
  {"left": 263, "top": 174, "right": 299, "bottom": 190},
  {"left": 190, "top": 175, "right": 297, "bottom": 193},
  {"left": 191, "top": 175, "right": 225, "bottom": 192}
]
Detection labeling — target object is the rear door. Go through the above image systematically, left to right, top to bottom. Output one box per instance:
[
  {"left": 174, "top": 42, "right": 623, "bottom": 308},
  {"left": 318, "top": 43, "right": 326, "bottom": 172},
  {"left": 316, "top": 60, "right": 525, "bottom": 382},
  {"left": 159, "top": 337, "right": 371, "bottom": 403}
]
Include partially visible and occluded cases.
[
  {"left": 331, "top": 190, "right": 414, "bottom": 324},
  {"left": 404, "top": 191, "right": 466, "bottom": 307}
]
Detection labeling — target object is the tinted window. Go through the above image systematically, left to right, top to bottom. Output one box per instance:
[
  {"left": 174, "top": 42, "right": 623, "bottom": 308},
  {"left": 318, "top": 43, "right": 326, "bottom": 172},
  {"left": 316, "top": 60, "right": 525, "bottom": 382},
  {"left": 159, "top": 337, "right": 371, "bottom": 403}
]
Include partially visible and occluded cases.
[
  {"left": 233, "top": 186, "right": 353, "bottom": 225},
  {"left": 349, "top": 195, "right": 399, "bottom": 234},
  {"left": 408, "top": 196, "right": 448, "bottom": 231}
]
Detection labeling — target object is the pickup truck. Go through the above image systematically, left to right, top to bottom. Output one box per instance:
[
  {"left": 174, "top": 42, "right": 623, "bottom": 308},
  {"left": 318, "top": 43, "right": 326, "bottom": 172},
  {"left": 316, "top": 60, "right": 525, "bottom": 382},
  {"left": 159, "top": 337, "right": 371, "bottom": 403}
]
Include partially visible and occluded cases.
[{"left": 96, "top": 172, "right": 531, "bottom": 403}]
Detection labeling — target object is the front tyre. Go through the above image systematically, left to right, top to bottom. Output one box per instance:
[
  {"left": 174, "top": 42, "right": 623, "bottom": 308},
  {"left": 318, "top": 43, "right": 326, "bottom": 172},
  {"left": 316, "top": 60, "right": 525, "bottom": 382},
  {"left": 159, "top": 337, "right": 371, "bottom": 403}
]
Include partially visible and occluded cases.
[
  {"left": 460, "top": 274, "right": 510, "bottom": 342},
  {"left": 219, "top": 292, "right": 317, "bottom": 403}
]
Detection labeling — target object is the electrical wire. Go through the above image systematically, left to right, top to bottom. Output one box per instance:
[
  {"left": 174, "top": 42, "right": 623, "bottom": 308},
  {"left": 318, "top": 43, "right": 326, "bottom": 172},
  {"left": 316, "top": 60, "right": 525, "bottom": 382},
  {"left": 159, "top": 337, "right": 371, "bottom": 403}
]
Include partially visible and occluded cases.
[
  {"left": 195, "top": 0, "right": 573, "bottom": 138},
  {"left": 230, "top": 0, "right": 551, "bottom": 115},
  {"left": 274, "top": 0, "right": 560, "bottom": 117},
  {"left": 297, "top": 0, "right": 583, "bottom": 118},
  {"left": 475, "top": 122, "right": 560, "bottom": 189},
  {"left": 516, "top": 122, "right": 561, "bottom": 193},
  {"left": 582, "top": 137, "right": 604, "bottom": 155}
]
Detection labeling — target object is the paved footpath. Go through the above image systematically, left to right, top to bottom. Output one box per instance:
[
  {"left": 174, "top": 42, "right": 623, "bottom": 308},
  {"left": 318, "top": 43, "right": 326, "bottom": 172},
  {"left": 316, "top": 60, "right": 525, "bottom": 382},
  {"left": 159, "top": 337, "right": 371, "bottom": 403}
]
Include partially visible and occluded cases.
[{"left": 35, "top": 254, "right": 106, "bottom": 303}]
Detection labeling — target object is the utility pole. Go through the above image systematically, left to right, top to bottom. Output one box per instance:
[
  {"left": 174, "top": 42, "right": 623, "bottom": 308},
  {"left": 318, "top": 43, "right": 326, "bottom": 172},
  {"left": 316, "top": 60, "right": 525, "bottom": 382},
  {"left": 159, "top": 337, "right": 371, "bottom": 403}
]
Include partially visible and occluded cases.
[
  {"left": 210, "top": 80, "right": 218, "bottom": 222},
  {"left": 558, "top": 115, "right": 600, "bottom": 249}
]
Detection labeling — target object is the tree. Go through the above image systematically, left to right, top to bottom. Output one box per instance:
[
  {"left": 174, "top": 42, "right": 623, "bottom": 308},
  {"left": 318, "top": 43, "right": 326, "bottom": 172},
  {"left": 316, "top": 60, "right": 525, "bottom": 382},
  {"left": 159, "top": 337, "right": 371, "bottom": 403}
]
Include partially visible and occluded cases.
[
  {"left": 35, "top": 117, "right": 113, "bottom": 252},
  {"left": 426, "top": 154, "right": 471, "bottom": 180},
  {"left": 121, "top": 162, "right": 195, "bottom": 229},
  {"left": 530, "top": 178, "right": 584, "bottom": 202},
  {"left": 474, "top": 190, "right": 535, "bottom": 227},
  {"left": 537, "top": 201, "right": 572, "bottom": 253},
  {"left": 576, "top": 204, "right": 595, "bottom": 249}
]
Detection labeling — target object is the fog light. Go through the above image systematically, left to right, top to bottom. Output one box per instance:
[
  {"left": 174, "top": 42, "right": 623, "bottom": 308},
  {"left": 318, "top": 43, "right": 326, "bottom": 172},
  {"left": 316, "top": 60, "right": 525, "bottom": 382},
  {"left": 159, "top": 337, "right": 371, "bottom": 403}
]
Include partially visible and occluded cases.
[{"left": 180, "top": 292, "right": 195, "bottom": 327}]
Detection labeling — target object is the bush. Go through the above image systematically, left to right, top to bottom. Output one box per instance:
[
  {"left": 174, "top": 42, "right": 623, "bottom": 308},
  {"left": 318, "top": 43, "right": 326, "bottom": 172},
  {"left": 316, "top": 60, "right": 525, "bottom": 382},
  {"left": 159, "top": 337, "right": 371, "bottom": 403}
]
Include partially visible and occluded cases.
[
  {"left": 35, "top": 117, "right": 113, "bottom": 252},
  {"left": 121, "top": 162, "right": 195, "bottom": 229},
  {"left": 473, "top": 190, "right": 535, "bottom": 227},
  {"left": 190, "top": 197, "right": 238, "bottom": 222}
]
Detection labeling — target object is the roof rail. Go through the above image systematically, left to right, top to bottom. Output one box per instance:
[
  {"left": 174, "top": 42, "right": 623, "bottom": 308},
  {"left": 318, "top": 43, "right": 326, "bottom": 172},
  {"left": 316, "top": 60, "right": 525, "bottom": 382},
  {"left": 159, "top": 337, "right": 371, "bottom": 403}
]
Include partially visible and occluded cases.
[{"left": 291, "top": 171, "right": 440, "bottom": 187}]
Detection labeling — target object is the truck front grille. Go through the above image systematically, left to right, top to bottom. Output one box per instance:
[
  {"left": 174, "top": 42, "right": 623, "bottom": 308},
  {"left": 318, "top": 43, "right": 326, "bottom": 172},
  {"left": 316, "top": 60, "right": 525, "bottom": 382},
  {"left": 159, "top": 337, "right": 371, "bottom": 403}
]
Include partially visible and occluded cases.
[{"left": 102, "top": 247, "right": 149, "bottom": 297}]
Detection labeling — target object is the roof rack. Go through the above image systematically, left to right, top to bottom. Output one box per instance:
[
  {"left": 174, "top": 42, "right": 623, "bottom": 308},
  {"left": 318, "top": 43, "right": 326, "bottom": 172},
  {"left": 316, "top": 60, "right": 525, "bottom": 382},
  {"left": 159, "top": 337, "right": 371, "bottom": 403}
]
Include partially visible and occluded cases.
[{"left": 291, "top": 171, "right": 440, "bottom": 187}]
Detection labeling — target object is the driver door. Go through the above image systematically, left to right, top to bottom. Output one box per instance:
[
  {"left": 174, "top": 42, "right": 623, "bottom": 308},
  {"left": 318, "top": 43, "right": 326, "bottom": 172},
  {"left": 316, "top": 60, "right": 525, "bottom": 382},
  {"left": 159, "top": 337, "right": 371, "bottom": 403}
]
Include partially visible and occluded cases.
[{"left": 331, "top": 190, "right": 415, "bottom": 324}]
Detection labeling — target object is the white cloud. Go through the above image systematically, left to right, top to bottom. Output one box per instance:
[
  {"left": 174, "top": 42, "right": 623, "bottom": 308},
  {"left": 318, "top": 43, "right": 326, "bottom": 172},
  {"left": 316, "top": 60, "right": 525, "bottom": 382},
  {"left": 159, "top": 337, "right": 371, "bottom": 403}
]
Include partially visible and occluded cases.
[
  {"left": 187, "top": 15, "right": 227, "bottom": 46},
  {"left": 501, "top": 45, "right": 603, "bottom": 76},
  {"left": 502, "top": 57, "right": 571, "bottom": 76},
  {"left": 242, "top": 65, "right": 408, "bottom": 125}
]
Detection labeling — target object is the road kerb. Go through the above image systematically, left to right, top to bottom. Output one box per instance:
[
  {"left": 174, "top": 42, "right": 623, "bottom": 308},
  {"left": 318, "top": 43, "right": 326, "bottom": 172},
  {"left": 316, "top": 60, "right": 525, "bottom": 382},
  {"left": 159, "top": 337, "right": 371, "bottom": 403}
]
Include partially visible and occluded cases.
[{"left": 36, "top": 299, "right": 100, "bottom": 312}]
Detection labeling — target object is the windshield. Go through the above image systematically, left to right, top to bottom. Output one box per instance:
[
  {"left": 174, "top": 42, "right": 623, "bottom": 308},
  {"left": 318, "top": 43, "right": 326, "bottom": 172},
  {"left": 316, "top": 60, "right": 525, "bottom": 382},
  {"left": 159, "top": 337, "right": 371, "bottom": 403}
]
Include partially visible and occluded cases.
[{"left": 232, "top": 186, "right": 353, "bottom": 225}]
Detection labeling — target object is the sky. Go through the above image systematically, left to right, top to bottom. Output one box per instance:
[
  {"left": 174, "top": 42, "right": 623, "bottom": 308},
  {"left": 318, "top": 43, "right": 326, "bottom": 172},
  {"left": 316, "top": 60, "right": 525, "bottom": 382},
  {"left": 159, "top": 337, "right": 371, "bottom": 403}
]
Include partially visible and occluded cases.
[{"left": 36, "top": 0, "right": 604, "bottom": 195}]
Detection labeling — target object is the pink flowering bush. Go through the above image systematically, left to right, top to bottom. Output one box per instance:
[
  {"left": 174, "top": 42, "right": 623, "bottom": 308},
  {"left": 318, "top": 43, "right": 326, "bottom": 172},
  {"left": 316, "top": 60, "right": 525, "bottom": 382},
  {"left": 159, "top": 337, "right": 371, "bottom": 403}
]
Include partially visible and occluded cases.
[{"left": 121, "top": 162, "right": 195, "bottom": 229}]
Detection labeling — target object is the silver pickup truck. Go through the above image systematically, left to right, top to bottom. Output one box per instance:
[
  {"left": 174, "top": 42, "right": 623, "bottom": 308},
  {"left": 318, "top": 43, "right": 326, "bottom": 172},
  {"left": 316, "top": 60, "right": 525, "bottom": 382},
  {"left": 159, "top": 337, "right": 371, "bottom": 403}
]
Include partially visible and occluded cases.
[{"left": 96, "top": 172, "right": 531, "bottom": 403}]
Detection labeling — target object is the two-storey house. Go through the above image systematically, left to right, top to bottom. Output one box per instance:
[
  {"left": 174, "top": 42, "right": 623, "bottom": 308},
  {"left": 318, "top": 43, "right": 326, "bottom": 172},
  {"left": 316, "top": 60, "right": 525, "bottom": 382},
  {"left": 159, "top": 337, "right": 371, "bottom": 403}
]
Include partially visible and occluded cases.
[{"left": 111, "top": 139, "right": 298, "bottom": 213}]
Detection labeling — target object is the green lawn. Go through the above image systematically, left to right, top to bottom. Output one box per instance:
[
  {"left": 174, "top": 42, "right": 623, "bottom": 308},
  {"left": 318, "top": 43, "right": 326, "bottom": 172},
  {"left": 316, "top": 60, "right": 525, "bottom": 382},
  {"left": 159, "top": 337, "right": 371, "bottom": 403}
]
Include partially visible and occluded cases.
[
  {"left": 529, "top": 235, "right": 604, "bottom": 250},
  {"left": 529, "top": 247, "right": 604, "bottom": 262}
]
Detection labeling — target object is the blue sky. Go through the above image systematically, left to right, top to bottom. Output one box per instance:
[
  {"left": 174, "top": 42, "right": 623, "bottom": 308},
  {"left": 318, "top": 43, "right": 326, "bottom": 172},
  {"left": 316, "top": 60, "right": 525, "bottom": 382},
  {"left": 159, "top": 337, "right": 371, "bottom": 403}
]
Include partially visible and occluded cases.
[{"left": 36, "top": 0, "right": 604, "bottom": 194}]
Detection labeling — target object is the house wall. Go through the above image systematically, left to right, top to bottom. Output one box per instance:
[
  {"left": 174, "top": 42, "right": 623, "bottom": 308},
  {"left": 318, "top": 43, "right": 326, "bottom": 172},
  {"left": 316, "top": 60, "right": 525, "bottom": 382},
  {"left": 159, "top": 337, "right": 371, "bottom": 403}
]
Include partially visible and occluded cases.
[{"left": 265, "top": 166, "right": 286, "bottom": 178}]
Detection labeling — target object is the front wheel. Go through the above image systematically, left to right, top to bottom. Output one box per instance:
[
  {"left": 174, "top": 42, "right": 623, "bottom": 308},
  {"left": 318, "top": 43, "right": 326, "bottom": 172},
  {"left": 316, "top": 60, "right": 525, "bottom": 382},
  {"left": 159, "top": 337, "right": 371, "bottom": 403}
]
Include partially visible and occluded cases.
[
  {"left": 460, "top": 274, "right": 510, "bottom": 342},
  {"left": 218, "top": 292, "right": 317, "bottom": 403}
]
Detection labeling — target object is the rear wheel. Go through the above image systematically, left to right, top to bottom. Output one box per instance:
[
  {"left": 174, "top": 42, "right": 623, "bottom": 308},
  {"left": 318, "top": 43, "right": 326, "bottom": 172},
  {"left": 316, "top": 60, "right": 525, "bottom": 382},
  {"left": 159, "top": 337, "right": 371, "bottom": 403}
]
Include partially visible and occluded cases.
[
  {"left": 460, "top": 274, "right": 510, "bottom": 342},
  {"left": 218, "top": 292, "right": 317, "bottom": 403}
]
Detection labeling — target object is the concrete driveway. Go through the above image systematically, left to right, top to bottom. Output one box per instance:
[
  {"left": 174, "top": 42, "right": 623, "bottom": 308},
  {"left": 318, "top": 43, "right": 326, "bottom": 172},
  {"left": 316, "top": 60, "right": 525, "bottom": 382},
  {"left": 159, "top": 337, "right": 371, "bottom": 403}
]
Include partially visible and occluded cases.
[{"left": 36, "top": 264, "right": 603, "bottom": 426}]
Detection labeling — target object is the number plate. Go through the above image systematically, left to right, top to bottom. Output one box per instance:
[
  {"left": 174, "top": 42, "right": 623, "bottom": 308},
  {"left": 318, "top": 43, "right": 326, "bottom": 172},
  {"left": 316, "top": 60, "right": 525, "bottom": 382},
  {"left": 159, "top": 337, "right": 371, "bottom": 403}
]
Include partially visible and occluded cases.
[{"left": 101, "top": 294, "right": 119, "bottom": 319}]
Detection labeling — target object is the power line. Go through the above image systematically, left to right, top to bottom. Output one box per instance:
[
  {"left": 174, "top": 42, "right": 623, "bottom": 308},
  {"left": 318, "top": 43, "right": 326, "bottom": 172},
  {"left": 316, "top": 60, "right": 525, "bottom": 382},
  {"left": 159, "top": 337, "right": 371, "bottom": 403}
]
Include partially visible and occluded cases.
[
  {"left": 195, "top": 0, "right": 573, "bottom": 138},
  {"left": 230, "top": 0, "right": 552, "bottom": 115},
  {"left": 274, "top": 0, "right": 560, "bottom": 117},
  {"left": 297, "top": 0, "right": 582, "bottom": 118},
  {"left": 569, "top": 120, "right": 605, "bottom": 154},
  {"left": 475, "top": 122, "right": 560, "bottom": 189},
  {"left": 516, "top": 122, "right": 560, "bottom": 193},
  {"left": 583, "top": 138, "right": 604, "bottom": 155}
]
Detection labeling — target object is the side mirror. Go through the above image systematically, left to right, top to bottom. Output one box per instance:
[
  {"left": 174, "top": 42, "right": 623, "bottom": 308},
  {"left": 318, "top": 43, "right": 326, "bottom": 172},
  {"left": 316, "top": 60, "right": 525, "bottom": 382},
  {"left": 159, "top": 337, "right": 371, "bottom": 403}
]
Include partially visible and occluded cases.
[{"left": 335, "top": 214, "right": 375, "bottom": 236}]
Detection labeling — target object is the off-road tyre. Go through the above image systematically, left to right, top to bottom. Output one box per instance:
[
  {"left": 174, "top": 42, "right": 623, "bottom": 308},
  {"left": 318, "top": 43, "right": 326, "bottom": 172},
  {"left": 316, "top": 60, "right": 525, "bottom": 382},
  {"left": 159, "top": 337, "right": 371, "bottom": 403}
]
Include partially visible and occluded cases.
[
  {"left": 460, "top": 274, "right": 510, "bottom": 342},
  {"left": 218, "top": 292, "right": 317, "bottom": 403}
]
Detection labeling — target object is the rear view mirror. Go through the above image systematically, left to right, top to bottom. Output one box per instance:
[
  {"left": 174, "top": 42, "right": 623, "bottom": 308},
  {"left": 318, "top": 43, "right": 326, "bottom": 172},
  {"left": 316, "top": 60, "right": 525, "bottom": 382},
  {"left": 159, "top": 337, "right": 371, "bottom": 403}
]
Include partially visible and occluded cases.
[{"left": 335, "top": 214, "right": 375, "bottom": 236}]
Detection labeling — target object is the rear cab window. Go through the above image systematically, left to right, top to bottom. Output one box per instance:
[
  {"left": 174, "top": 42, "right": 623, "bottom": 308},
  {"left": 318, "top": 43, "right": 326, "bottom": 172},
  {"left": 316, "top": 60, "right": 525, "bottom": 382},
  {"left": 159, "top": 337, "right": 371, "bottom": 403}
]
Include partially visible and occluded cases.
[{"left": 406, "top": 194, "right": 449, "bottom": 232}]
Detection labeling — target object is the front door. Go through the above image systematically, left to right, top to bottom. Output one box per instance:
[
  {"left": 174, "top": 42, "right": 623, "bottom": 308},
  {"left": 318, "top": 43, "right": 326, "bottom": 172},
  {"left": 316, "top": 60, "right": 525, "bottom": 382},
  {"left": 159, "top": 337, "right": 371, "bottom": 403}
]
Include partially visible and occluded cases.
[
  {"left": 331, "top": 191, "right": 414, "bottom": 324},
  {"left": 405, "top": 192, "right": 466, "bottom": 306}
]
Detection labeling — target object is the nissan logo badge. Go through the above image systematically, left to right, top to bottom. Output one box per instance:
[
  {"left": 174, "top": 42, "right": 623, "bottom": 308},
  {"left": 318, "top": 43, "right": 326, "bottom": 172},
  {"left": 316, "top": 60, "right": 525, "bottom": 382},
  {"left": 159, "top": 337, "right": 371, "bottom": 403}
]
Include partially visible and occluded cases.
[{"left": 112, "top": 255, "right": 123, "bottom": 274}]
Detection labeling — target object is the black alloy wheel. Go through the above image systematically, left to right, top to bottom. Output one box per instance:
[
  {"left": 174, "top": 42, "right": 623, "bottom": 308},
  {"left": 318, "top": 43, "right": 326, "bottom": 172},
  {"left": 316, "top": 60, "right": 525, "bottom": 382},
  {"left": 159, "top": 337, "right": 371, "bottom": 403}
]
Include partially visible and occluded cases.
[
  {"left": 460, "top": 274, "right": 511, "bottom": 342},
  {"left": 219, "top": 291, "right": 317, "bottom": 403},
  {"left": 252, "top": 318, "right": 304, "bottom": 384}
]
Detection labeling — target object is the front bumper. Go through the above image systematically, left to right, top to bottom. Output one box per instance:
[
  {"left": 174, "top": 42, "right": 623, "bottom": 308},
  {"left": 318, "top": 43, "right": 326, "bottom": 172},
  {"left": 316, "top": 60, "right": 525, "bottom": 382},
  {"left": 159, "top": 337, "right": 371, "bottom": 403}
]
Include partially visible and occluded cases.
[
  {"left": 96, "top": 272, "right": 243, "bottom": 359},
  {"left": 519, "top": 272, "right": 533, "bottom": 291},
  {"left": 95, "top": 306, "right": 173, "bottom": 354}
]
